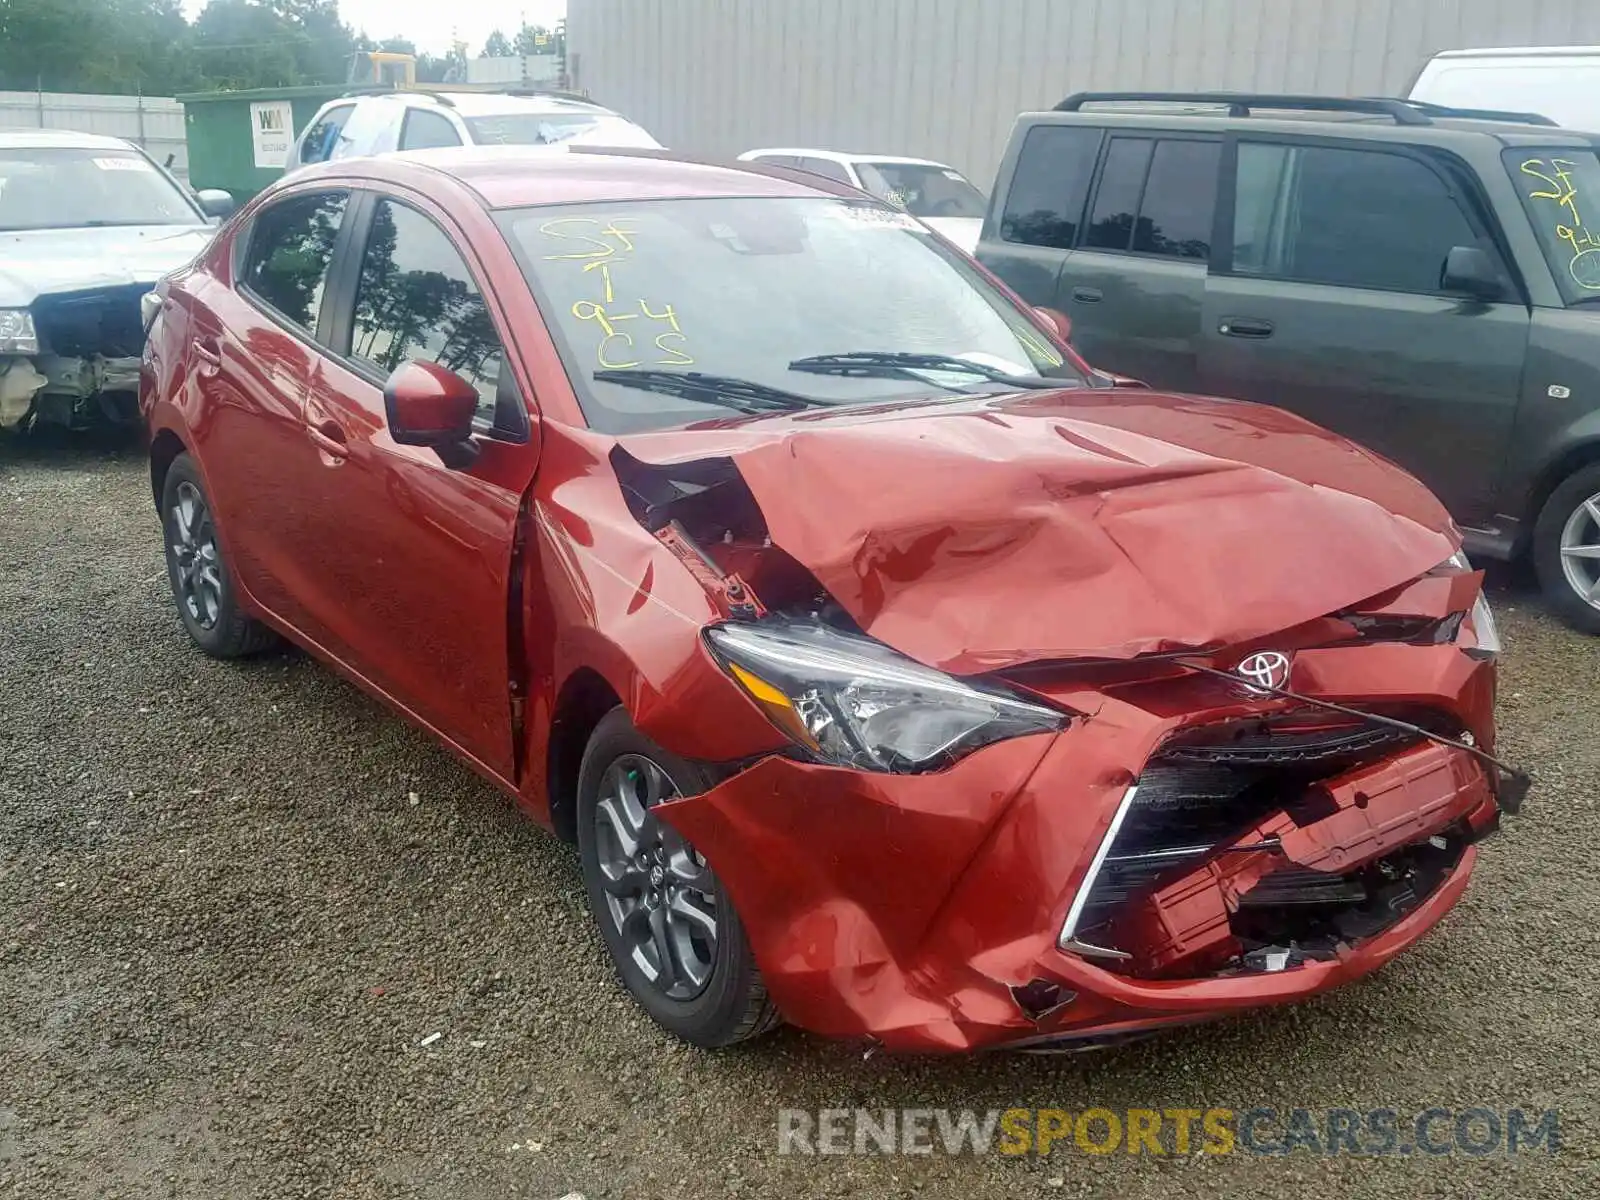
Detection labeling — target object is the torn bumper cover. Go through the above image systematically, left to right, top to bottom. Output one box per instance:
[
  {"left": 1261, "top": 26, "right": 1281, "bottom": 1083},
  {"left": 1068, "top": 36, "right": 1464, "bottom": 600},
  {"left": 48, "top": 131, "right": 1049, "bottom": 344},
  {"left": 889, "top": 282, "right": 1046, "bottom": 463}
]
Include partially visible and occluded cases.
[
  {"left": 1, "top": 285, "right": 158, "bottom": 431},
  {"left": 656, "top": 642, "right": 1506, "bottom": 1053}
]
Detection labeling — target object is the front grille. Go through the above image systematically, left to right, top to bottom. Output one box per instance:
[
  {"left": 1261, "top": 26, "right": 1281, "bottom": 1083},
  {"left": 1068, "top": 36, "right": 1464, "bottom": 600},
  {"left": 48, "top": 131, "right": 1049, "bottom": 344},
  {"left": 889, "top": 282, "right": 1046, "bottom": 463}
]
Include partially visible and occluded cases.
[
  {"left": 32, "top": 285, "right": 148, "bottom": 359},
  {"left": 1068, "top": 713, "right": 1434, "bottom": 946}
]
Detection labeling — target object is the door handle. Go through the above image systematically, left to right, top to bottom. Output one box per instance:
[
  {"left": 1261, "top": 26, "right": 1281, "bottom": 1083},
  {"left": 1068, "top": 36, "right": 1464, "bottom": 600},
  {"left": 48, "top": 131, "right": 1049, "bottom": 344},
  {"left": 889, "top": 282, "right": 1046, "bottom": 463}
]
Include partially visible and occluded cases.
[
  {"left": 1071, "top": 287, "right": 1104, "bottom": 303},
  {"left": 1218, "top": 318, "right": 1275, "bottom": 339},
  {"left": 191, "top": 338, "right": 222, "bottom": 374},
  {"left": 306, "top": 418, "right": 349, "bottom": 461}
]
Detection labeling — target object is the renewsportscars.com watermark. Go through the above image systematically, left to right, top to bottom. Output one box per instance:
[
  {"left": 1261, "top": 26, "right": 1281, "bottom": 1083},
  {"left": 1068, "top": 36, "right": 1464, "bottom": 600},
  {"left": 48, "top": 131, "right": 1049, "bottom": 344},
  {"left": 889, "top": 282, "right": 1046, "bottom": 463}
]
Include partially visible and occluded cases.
[{"left": 777, "top": 1107, "right": 1560, "bottom": 1157}]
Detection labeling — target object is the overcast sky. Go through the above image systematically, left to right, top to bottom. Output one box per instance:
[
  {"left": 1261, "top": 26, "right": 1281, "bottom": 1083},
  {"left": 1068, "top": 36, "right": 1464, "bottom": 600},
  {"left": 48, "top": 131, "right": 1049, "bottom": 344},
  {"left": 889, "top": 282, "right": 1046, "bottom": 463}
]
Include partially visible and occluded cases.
[{"left": 180, "top": 0, "right": 568, "bottom": 56}]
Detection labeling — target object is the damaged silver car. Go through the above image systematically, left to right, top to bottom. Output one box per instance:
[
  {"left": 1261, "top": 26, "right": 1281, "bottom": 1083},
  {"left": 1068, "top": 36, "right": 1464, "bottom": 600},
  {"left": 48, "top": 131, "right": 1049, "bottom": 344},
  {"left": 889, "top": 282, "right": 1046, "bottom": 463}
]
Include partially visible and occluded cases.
[{"left": 0, "top": 130, "right": 233, "bottom": 432}]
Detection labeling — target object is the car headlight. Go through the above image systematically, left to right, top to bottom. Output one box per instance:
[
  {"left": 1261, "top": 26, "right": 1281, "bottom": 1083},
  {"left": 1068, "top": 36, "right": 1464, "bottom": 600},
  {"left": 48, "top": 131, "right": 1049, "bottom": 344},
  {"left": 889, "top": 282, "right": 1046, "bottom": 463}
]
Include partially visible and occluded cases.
[
  {"left": 0, "top": 309, "right": 38, "bottom": 355},
  {"left": 1430, "top": 551, "right": 1500, "bottom": 660},
  {"left": 704, "top": 620, "right": 1068, "bottom": 773}
]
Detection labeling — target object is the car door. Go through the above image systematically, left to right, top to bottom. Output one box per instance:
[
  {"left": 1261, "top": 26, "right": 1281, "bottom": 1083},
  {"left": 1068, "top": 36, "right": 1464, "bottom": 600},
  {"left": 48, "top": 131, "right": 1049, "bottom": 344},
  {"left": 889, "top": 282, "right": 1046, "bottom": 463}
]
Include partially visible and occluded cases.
[
  {"left": 978, "top": 124, "right": 1103, "bottom": 312},
  {"left": 1056, "top": 134, "right": 1221, "bottom": 393},
  {"left": 1200, "top": 138, "right": 1530, "bottom": 524},
  {"left": 183, "top": 189, "right": 354, "bottom": 630},
  {"left": 285, "top": 189, "right": 540, "bottom": 780}
]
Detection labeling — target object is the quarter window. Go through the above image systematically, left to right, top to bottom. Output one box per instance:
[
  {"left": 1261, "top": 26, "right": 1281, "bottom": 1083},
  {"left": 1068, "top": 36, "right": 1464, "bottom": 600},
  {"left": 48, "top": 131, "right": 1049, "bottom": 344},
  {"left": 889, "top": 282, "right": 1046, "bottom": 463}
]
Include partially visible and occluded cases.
[
  {"left": 298, "top": 105, "right": 354, "bottom": 165},
  {"left": 399, "top": 109, "right": 464, "bottom": 151},
  {"left": 999, "top": 125, "right": 1101, "bottom": 249},
  {"left": 1084, "top": 137, "right": 1220, "bottom": 260},
  {"left": 1232, "top": 143, "right": 1489, "bottom": 294},
  {"left": 240, "top": 191, "right": 348, "bottom": 331},
  {"left": 350, "top": 200, "right": 506, "bottom": 423}
]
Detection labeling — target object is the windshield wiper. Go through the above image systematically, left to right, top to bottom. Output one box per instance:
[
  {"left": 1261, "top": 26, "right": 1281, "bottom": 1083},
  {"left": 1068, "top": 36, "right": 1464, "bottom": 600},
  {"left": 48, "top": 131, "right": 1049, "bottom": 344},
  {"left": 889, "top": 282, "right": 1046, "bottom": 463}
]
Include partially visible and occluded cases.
[
  {"left": 788, "top": 352, "right": 1064, "bottom": 389},
  {"left": 593, "top": 369, "right": 817, "bottom": 413}
]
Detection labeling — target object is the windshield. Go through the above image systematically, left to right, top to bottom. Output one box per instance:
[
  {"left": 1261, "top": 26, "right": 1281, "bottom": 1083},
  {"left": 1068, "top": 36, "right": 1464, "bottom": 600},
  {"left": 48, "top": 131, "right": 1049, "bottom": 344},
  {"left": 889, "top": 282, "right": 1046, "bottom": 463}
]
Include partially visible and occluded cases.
[
  {"left": 465, "top": 112, "right": 660, "bottom": 149},
  {"left": 0, "top": 148, "right": 199, "bottom": 232},
  {"left": 1504, "top": 148, "right": 1600, "bottom": 304},
  {"left": 855, "top": 162, "right": 987, "bottom": 219},
  {"left": 500, "top": 196, "right": 1081, "bottom": 433}
]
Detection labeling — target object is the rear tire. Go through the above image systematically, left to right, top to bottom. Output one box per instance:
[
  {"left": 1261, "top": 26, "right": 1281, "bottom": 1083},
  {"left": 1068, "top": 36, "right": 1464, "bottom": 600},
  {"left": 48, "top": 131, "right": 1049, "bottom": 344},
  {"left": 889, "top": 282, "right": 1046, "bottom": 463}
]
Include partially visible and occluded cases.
[
  {"left": 160, "top": 453, "right": 278, "bottom": 658},
  {"left": 1533, "top": 462, "right": 1600, "bottom": 636},
  {"left": 576, "top": 707, "right": 781, "bottom": 1048}
]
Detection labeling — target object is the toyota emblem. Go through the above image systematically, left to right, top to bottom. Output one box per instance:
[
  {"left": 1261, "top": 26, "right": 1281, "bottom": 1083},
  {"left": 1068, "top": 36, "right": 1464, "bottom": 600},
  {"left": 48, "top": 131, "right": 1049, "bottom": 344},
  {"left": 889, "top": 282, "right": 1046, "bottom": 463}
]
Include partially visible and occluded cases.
[{"left": 1235, "top": 650, "right": 1291, "bottom": 694}]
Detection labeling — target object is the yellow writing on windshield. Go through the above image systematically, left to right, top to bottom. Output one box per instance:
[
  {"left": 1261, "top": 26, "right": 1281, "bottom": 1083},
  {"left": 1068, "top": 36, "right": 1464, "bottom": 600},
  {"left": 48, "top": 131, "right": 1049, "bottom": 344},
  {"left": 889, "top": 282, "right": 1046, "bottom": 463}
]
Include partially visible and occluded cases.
[
  {"left": 1521, "top": 158, "right": 1600, "bottom": 290},
  {"left": 539, "top": 217, "right": 697, "bottom": 366}
]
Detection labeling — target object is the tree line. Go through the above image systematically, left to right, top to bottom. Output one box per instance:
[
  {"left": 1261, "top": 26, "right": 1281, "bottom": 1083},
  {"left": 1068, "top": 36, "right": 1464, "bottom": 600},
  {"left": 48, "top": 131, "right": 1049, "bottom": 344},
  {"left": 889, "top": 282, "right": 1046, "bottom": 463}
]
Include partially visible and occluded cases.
[{"left": 0, "top": 0, "right": 566, "bottom": 95}]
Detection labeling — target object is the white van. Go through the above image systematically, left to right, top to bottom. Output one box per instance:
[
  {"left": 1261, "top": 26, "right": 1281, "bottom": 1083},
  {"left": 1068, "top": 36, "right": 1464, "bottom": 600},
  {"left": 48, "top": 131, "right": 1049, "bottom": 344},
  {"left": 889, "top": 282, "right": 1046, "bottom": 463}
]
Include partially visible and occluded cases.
[{"left": 1409, "top": 47, "right": 1600, "bottom": 131}]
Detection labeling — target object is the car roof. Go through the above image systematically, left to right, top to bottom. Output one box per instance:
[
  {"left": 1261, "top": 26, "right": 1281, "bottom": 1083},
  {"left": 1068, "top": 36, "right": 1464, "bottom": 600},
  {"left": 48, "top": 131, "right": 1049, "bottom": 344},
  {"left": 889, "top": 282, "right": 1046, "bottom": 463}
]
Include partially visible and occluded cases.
[
  {"left": 1430, "top": 45, "right": 1600, "bottom": 60},
  {"left": 356, "top": 90, "right": 617, "bottom": 118},
  {"left": 0, "top": 129, "right": 141, "bottom": 152},
  {"left": 300, "top": 145, "right": 853, "bottom": 208},
  {"left": 744, "top": 147, "right": 956, "bottom": 168}
]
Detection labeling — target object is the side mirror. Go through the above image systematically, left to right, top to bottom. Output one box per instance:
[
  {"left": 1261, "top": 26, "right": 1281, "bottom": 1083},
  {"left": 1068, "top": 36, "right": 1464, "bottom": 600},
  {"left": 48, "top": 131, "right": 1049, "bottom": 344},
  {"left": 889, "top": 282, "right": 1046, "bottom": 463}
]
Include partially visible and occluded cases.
[
  {"left": 195, "top": 189, "right": 236, "bottom": 220},
  {"left": 1440, "top": 246, "right": 1504, "bottom": 301},
  {"left": 1033, "top": 306, "right": 1073, "bottom": 343},
  {"left": 384, "top": 361, "right": 480, "bottom": 468}
]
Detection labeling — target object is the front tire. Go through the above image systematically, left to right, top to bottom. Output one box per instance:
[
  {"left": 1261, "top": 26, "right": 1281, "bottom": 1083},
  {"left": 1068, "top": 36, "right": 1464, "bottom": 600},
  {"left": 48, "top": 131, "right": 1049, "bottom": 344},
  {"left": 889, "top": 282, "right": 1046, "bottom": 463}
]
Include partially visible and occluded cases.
[
  {"left": 160, "top": 453, "right": 278, "bottom": 658},
  {"left": 1534, "top": 463, "right": 1600, "bottom": 635},
  {"left": 576, "top": 707, "right": 780, "bottom": 1047}
]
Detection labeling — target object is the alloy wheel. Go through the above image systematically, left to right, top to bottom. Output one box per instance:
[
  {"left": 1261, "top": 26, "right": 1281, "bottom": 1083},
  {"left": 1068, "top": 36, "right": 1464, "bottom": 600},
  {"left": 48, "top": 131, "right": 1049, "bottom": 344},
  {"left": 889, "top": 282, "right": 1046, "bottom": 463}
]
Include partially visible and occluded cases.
[
  {"left": 169, "top": 480, "right": 223, "bottom": 630},
  {"left": 1558, "top": 490, "right": 1600, "bottom": 612},
  {"left": 592, "top": 754, "right": 719, "bottom": 1001}
]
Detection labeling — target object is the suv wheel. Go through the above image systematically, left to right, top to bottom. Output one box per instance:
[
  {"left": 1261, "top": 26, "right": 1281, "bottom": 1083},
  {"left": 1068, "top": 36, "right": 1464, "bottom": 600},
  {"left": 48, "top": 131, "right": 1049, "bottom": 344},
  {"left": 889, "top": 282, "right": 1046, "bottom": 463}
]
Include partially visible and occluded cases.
[
  {"left": 1534, "top": 463, "right": 1600, "bottom": 635},
  {"left": 575, "top": 707, "right": 781, "bottom": 1048}
]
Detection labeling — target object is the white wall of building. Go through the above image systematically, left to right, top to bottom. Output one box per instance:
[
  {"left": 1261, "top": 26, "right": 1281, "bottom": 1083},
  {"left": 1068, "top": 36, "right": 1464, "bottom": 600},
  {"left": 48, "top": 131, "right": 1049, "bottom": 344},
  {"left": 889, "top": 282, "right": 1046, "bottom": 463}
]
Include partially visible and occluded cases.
[{"left": 568, "top": 0, "right": 1600, "bottom": 185}]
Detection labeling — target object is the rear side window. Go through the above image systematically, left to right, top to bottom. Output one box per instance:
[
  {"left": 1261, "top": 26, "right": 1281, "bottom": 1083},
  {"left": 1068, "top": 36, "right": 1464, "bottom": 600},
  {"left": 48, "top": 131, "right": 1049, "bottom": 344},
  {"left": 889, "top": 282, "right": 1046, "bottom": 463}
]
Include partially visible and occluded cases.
[
  {"left": 298, "top": 105, "right": 354, "bottom": 166},
  {"left": 399, "top": 109, "right": 463, "bottom": 152},
  {"left": 999, "top": 125, "right": 1101, "bottom": 248},
  {"left": 1084, "top": 137, "right": 1221, "bottom": 260},
  {"left": 1232, "top": 143, "right": 1483, "bottom": 294},
  {"left": 240, "top": 191, "right": 348, "bottom": 331},
  {"left": 350, "top": 200, "right": 505, "bottom": 422}
]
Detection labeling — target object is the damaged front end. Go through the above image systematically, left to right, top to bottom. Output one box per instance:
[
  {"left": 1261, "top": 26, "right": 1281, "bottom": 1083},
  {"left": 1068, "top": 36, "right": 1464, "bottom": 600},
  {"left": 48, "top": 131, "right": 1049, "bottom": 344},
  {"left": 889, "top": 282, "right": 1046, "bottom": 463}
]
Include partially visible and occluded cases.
[
  {"left": 1, "top": 285, "right": 149, "bottom": 431},
  {"left": 598, "top": 398, "right": 1521, "bottom": 1052}
]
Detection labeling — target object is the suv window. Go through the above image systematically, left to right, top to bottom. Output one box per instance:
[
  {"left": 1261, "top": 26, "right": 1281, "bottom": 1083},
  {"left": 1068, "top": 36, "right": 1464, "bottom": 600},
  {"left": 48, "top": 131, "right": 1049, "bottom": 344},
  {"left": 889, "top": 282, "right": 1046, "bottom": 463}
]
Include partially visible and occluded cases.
[
  {"left": 299, "top": 105, "right": 354, "bottom": 166},
  {"left": 399, "top": 109, "right": 463, "bottom": 152},
  {"left": 1000, "top": 125, "right": 1101, "bottom": 249},
  {"left": 1084, "top": 137, "right": 1220, "bottom": 260},
  {"left": 1232, "top": 142, "right": 1484, "bottom": 294},
  {"left": 1503, "top": 148, "right": 1600, "bottom": 303},
  {"left": 795, "top": 157, "right": 852, "bottom": 184},
  {"left": 240, "top": 191, "right": 349, "bottom": 331},
  {"left": 351, "top": 199, "right": 505, "bottom": 422}
]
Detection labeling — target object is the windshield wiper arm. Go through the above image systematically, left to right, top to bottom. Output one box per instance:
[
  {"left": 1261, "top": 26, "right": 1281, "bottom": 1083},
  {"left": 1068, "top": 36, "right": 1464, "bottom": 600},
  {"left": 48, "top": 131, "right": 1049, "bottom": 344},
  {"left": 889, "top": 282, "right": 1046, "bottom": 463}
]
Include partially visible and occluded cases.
[
  {"left": 787, "top": 352, "right": 1064, "bottom": 389},
  {"left": 593, "top": 369, "right": 817, "bottom": 413}
]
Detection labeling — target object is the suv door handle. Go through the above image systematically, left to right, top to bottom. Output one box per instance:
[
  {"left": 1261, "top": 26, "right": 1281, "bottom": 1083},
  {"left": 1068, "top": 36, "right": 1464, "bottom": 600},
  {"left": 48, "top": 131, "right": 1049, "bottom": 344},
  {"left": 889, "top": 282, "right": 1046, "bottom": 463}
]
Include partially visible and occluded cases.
[
  {"left": 1071, "top": 287, "right": 1104, "bottom": 303},
  {"left": 1218, "top": 318, "right": 1275, "bottom": 339},
  {"left": 191, "top": 338, "right": 222, "bottom": 374}
]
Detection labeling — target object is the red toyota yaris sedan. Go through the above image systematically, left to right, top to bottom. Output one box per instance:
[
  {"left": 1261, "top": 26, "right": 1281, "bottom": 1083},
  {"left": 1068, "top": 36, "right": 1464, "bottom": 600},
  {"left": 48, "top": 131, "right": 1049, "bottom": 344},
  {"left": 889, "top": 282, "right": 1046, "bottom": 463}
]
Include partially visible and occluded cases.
[{"left": 140, "top": 146, "right": 1519, "bottom": 1052}]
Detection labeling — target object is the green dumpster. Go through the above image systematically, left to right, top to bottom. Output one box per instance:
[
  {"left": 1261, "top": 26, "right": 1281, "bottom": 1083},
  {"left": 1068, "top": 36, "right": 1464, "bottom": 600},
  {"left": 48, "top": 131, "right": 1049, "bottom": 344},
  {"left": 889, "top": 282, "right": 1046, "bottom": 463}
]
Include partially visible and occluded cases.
[{"left": 177, "top": 84, "right": 386, "bottom": 203}]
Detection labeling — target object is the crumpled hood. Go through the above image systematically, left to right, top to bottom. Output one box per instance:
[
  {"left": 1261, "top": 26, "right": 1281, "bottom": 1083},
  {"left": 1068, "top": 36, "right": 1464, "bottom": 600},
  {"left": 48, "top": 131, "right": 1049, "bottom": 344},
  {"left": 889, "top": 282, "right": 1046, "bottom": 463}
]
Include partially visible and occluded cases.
[
  {"left": 0, "top": 224, "right": 214, "bottom": 308},
  {"left": 617, "top": 388, "right": 1458, "bottom": 672}
]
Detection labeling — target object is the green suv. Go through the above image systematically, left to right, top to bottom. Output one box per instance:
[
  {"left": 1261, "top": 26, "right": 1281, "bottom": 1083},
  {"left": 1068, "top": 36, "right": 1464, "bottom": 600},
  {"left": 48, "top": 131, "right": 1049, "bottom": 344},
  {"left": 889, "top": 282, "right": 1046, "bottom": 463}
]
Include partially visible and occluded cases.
[{"left": 977, "top": 92, "right": 1600, "bottom": 632}]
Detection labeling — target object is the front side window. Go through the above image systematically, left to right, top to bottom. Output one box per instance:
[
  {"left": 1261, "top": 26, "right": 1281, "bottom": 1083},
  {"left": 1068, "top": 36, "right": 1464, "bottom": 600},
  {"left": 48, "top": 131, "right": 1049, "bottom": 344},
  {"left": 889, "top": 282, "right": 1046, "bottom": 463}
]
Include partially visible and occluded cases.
[
  {"left": 298, "top": 104, "right": 354, "bottom": 165},
  {"left": 399, "top": 110, "right": 463, "bottom": 152},
  {"left": 999, "top": 125, "right": 1102, "bottom": 249},
  {"left": 1084, "top": 137, "right": 1220, "bottom": 260},
  {"left": 1233, "top": 142, "right": 1485, "bottom": 294},
  {"left": 0, "top": 148, "right": 200, "bottom": 231},
  {"left": 1503, "top": 148, "right": 1600, "bottom": 304},
  {"left": 794, "top": 158, "right": 853, "bottom": 184},
  {"left": 856, "top": 161, "right": 987, "bottom": 218},
  {"left": 240, "top": 191, "right": 349, "bottom": 331},
  {"left": 501, "top": 196, "right": 1085, "bottom": 434},
  {"left": 351, "top": 200, "right": 504, "bottom": 421}
]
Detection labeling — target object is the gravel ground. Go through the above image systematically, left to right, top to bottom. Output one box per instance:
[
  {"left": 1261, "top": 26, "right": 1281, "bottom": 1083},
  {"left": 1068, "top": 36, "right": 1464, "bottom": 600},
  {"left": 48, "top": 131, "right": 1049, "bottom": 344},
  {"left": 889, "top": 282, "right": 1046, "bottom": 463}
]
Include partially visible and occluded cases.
[{"left": 2, "top": 432, "right": 1597, "bottom": 1200}]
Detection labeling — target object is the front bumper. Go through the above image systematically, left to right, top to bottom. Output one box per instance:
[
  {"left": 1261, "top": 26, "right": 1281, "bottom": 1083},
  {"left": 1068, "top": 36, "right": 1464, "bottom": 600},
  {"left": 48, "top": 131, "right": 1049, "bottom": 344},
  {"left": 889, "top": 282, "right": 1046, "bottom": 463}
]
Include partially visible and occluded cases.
[{"left": 656, "top": 641, "right": 1503, "bottom": 1052}]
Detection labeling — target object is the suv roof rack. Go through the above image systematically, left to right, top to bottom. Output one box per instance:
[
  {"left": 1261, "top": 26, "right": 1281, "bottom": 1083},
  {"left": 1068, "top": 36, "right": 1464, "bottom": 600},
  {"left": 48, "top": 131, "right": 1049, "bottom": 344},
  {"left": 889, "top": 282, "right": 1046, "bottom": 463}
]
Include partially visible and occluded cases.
[
  {"left": 1053, "top": 91, "right": 1431, "bottom": 126},
  {"left": 1387, "top": 98, "right": 1557, "bottom": 126}
]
